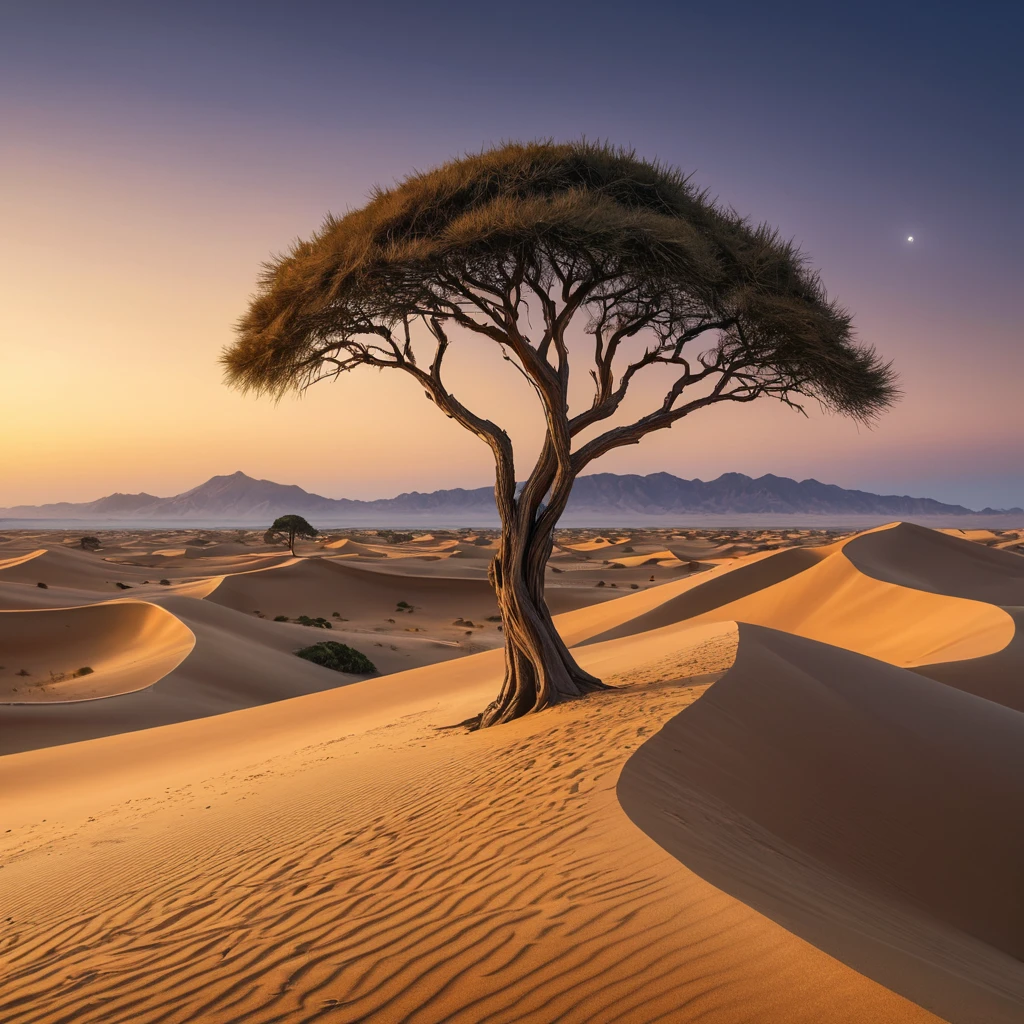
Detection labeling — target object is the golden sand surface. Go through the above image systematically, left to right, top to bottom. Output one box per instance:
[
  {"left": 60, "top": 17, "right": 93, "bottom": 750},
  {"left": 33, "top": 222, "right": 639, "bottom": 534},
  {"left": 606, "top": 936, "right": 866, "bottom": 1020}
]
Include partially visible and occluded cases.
[{"left": 1, "top": 523, "right": 1022, "bottom": 1022}]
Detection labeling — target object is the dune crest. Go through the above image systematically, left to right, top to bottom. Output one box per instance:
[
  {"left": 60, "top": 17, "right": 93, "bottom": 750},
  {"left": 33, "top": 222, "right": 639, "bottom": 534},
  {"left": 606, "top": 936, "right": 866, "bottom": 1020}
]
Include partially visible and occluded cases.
[
  {"left": 0, "top": 600, "right": 194, "bottom": 702},
  {"left": 619, "top": 624, "right": 1024, "bottom": 1022}
]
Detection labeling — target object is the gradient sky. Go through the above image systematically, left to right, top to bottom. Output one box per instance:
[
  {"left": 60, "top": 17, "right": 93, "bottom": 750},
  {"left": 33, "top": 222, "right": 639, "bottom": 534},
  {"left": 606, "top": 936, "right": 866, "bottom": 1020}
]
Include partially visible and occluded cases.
[{"left": 2, "top": 1, "right": 1021, "bottom": 508}]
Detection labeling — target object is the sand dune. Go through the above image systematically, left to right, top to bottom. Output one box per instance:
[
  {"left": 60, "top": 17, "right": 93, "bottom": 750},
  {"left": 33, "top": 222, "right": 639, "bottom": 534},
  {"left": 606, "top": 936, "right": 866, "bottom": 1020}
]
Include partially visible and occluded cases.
[
  {"left": 845, "top": 520, "right": 1024, "bottom": 605},
  {"left": 1, "top": 521, "right": 1022, "bottom": 1022},
  {"left": 584, "top": 525, "right": 1015, "bottom": 669},
  {"left": 567, "top": 544, "right": 834, "bottom": 645},
  {"left": 0, "top": 545, "right": 157, "bottom": 590},
  {"left": 206, "top": 554, "right": 604, "bottom": 622},
  {"left": 206, "top": 555, "right": 499, "bottom": 619},
  {"left": 0, "top": 594, "right": 479, "bottom": 755},
  {"left": 0, "top": 600, "right": 194, "bottom": 702},
  {"left": 0, "top": 621, "right": 940, "bottom": 1024},
  {"left": 619, "top": 624, "right": 1024, "bottom": 1022}
]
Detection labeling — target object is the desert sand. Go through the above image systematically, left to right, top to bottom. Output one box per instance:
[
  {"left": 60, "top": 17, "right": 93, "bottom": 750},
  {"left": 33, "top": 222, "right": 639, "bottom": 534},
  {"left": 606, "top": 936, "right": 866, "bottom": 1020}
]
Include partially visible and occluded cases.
[{"left": 1, "top": 522, "right": 1022, "bottom": 1022}]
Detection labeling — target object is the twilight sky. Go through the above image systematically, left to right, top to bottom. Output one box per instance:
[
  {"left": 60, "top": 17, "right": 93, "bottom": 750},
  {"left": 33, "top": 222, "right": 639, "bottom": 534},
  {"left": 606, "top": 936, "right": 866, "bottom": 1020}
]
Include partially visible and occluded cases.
[{"left": 2, "top": 1, "right": 1021, "bottom": 508}]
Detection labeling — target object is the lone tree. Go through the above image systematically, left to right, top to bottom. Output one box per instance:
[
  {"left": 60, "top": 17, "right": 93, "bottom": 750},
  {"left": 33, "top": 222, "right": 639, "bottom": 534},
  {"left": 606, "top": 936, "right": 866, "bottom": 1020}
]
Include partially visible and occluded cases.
[
  {"left": 225, "top": 141, "right": 896, "bottom": 726},
  {"left": 265, "top": 514, "right": 318, "bottom": 556}
]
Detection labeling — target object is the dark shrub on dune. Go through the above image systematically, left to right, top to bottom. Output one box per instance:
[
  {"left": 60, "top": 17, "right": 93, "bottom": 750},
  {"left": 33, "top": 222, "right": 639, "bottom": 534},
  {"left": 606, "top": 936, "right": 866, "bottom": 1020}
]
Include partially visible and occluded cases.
[
  {"left": 80, "top": 536, "right": 101, "bottom": 551},
  {"left": 296, "top": 615, "right": 332, "bottom": 628},
  {"left": 296, "top": 641, "right": 376, "bottom": 674}
]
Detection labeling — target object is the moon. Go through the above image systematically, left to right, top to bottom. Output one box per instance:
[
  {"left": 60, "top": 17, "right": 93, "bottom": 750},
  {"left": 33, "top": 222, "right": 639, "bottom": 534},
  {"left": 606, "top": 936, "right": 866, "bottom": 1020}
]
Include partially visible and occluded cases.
[{"left": 907, "top": 235, "right": 914, "bottom": 242}]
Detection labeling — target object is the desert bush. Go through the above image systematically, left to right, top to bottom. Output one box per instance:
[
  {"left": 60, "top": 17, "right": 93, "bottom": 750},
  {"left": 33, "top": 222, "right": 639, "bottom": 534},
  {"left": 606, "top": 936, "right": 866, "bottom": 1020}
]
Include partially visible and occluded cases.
[
  {"left": 80, "top": 536, "right": 101, "bottom": 551},
  {"left": 621, "top": 546, "right": 634, "bottom": 553},
  {"left": 159, "top": 578, "right": 171, "bottom": 585},
  {"left": 596, "top": 580, "right": 606, "bottom": 587},
  {"left": 36, "top": 582, "right": 48, "bottom": 589},
  {"left": 115, "top": 582, "right": 132, "bottom": 590},
  {"left": 630, "top": 584, "right": 639, "bottom": 589},
  {"left": 396, "top": 601, "right": 412, "bottom": 610},
  {"left": 274, "top": 615, "right": 289, "bottom": 622},
  {"left": 296, "top": 615, "right": 332, "bottom": 629},
  {"left": 485, "top": 615, "right": 502, "bottom": 622},
  {"left": 296, "top": 641, "right": 376, "bottom": 674},
  {"left": 76, "top": 667, "right": 94, "bottom": 676},
  {"left": 16, "top": 669, "right": 30, "bottom": 676}
]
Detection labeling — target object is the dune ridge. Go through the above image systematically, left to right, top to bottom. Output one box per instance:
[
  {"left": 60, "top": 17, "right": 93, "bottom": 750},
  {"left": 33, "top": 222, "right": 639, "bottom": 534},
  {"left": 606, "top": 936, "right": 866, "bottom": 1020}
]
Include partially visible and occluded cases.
[{"left": 619, "top": 624, "right": 1024, "bottom": 1022}]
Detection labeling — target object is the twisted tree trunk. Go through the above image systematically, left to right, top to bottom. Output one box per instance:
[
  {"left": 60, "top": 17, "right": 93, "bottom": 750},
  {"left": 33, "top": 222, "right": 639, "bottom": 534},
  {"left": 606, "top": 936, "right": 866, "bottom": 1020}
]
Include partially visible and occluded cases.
[{"left": 479, "top": 494, "right": 608, "bottom": 728}]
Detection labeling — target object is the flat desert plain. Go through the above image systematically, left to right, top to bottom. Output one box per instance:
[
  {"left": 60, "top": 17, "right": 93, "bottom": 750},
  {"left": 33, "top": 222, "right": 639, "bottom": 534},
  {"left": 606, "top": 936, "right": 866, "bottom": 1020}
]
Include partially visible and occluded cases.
[{"left": 1, "top": 522, "right": 1023, "bottom": 1022}]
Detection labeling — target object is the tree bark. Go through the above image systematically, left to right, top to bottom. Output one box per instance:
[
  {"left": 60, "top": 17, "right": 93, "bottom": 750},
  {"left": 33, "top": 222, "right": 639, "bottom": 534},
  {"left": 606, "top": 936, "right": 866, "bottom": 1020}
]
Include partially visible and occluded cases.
[{"left": 479, "top": 510, "right": 607, "bottom": 728}]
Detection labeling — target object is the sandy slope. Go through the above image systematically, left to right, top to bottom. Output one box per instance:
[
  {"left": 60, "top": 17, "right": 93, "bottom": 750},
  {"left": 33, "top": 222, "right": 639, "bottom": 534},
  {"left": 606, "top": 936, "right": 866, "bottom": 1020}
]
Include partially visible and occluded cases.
[
  {"left": 1, "top": 521, "right": 1021, "bottom": 1022},
  {"left": 583, "top": 525, "right": 1015, "bottom": 669},
  {"left": 0, "top": 600, "right": 194, "bottom": 702},
  {"left": 0, "top": 623, "right": 939, "bottom": 1024},
  {"left": 619, "top": 624, "right": 1024, "bottom": 1022}
]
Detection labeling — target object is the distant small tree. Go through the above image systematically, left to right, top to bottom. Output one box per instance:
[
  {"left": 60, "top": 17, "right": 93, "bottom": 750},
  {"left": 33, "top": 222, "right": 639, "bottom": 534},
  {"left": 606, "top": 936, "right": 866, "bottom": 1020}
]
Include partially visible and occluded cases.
[
  {"left": 225, "top": 141, "right": 897, "bottom": 726},
  {"left": 265, "top": 514, "right": 318, "bottom": 556},
  {"left": 79, "top": 536, "right": 101, "bottom": 551}
]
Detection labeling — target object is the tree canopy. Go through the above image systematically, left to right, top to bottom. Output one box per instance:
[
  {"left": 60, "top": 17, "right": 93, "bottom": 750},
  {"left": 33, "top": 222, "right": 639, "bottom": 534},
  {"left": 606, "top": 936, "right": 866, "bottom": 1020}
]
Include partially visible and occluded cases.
[{"left": 225, "top": 139, "right": 895, "bottom": 425}]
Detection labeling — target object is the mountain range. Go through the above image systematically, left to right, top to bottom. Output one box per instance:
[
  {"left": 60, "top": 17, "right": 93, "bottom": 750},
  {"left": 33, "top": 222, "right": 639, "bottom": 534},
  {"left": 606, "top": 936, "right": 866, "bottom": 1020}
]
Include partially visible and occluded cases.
[{"left": 1, "top": 471, "right": 1020, "bottom": 525}]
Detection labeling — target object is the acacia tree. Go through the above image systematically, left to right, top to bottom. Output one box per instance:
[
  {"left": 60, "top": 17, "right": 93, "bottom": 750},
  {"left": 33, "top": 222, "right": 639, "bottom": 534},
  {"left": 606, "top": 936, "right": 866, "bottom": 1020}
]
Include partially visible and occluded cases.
[
  {"left": 225, "top": 141, "right": 896, "bottom": 727},
  {"left": 265, "top": 514, "right": 318, "bottom": 556}
]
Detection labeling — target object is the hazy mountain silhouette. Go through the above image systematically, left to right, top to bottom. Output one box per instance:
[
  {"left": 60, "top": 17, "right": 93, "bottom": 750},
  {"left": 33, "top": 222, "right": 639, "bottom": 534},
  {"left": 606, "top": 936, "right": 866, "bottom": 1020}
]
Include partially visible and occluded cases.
[{"left": 2, "top": 470, "right": 1019, "bottom": 523}]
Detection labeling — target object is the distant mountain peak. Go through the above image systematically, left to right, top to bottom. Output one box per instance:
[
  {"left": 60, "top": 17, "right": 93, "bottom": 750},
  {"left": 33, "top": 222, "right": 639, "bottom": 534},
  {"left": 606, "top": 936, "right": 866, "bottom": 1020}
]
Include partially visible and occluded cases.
[{"left": 1, "top": 471, "right": 1019, "bottom": 524}]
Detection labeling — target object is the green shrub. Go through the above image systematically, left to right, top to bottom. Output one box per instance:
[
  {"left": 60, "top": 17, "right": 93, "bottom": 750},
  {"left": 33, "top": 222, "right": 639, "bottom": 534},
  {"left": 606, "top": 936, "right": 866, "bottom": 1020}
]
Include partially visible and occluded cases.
[
  {"left": 274, "top": 615, "right": 289, "bottom": 622},
  {"left": 295, "top": 615, "right": 332, "bottom": 629},
  {"left": 296, "top": 641, "right": 376, "bottom": 674}
]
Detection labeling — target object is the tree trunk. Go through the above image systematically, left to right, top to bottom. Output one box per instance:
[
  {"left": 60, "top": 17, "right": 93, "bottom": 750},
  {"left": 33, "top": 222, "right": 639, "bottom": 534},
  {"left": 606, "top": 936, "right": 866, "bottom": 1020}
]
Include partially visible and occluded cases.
[{"left": 479, "top": 517, "right": 608, "bottom": 727}]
